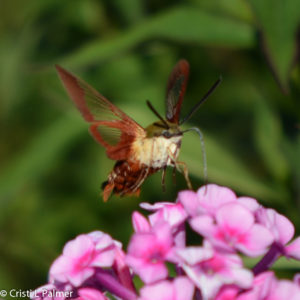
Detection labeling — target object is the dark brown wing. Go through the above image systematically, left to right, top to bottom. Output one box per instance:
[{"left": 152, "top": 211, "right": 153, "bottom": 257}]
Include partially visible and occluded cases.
[
  {"left": 165, "top": 60, "right": 190, "bottom": 124},
  {"left": 55, "top": 65, "right": 145, "bottom": 160}
]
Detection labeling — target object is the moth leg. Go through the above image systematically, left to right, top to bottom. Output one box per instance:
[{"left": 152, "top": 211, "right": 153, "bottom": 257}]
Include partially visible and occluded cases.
[
  {"left": 167, "top": 146, "right": 182, "bottom": 173},
  {"left": 167, "top": 147, "right": 192, "bottom": 190},
  {"left": 176, "top": 161, "right": 193, "bottom": 190},
  {"left": 161, "top": 166, "right": 167, "bottom": 192},
  {"left": 131, "top": 167, "right": 149, "bottom": 192}
]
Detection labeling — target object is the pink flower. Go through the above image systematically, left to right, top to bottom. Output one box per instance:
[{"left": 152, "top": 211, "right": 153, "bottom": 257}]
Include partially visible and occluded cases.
[
  {"left": 32, "top": 184, "right": 300, "bottom": 300},
  {"left": 179, "top": 184, "right": 237, "bottom": 217},
  {"left": 238, "top": 197, "right": 260, "bottom": 212},
  {"left": 140, "top": 202, "right": 187, "bottom": 228},
  {"left": 140, "top": 202, "right": 187, "bottom": 247},
  {"left": 190, "top": 202, "right": 274, "bottom": 256},
  {"left": 256, "top": 208, "right": 295, "bottom": 245},
  {"left": 132, "top": 211, "right": 151, "bottom": 233},
  {"left": 126, "top": 221, "right": 175, "bottom": 284},
  {"left": 50, "top": 232, "right": 117, "bottom": 286},
  {"left": 285, "top": 237, "right": 300, "bottom": 260},
  {"left": 178, "top": 242, "right": 253, "bottom": 299},
  {"left": 113, "top": 247, "right": 136, "bottom": 292},
  {"left": 236, "top": 271, "right": 275, "bottom": 300},
  {"left": 236, "top": 271, "right": 300, "bottom": 300},
  {"left": 294, "top": 273, "right": 300, "bottom": 286},
  {"left": 139, "top": 277, "right": 194, "bottom": 300},
  {"left": 264, "top": 279, "right": 300, "bottom": 300},
  {"left": 215, "top": 286, "right": 239, "bottom": 300},
  {"left": 77, "top": 288, "right": 108, "bottom": 300}
]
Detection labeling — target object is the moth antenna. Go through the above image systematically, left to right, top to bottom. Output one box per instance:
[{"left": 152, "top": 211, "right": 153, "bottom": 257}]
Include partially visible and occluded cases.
[
  {"left": 180, "top": 76, "right": 222, "bottom": 125},
  {"left": 146, "top": 100, "right": 169, "bottom": 129},
  {"left": 182, "top": 127, "right": 207, "bottom": 185}
]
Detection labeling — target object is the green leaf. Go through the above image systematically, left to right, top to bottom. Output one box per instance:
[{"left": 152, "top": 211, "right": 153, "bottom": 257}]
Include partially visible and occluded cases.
[
  {"left": 112, "top": 0, "right": 144, "bottom": 24},
  {"left": 193, "top": 0, "right": 254, "bottom": 22},
  {"left": 247, "top": 0, "right": 300, "bottom": 91},
  {"left": 56, "top": 6, "right": 255, "bottom": 68},
  {"left": 149, "top": 8, "right": 255, "bottom": 47},
  {"left": 0, "top": 28, "right": 38, "bottom": 117},
  {"left": 253, "top": 92, "right": 289, "bottom": 181},
  {"left": 0, "top": 113, "right": 86, "bottom": 200},
  {"left": 283, "top": 133, "right": 300, "bottom": 196},
  {"left": 244, "top": 255, "right": 300, "bottom": 270},
  {"left": 272, "top": 256, "right": 300, "bottom": 270}
]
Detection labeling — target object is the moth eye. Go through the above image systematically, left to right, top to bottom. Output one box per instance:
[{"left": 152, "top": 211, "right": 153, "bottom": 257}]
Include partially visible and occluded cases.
[{"left": 163, "top": 131, "right": 171, "bottom": 138}]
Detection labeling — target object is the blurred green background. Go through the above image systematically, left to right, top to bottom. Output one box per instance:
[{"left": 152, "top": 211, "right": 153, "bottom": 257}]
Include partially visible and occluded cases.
[{"left": 0, "top": 0, "right": 300, "bottom": 294}]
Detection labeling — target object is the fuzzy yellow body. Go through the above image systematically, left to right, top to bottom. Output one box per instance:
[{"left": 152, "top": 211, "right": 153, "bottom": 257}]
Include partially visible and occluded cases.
[{"left": 131, "top": 135, "right": 182, "bottom": 168}]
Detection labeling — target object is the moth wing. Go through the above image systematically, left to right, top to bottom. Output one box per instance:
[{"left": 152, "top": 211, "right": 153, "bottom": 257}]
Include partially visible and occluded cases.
[
  {"left": 165, "top": 60, "right": 190, "bottom": 124},
  {"left": 56, "top": 65, "right": 145, "bottom": 160}
]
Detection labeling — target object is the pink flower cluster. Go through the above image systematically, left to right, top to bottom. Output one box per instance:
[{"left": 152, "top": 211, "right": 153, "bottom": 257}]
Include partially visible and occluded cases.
[{"left": 32, "top": 184, "right": 300, "bottom": 300}]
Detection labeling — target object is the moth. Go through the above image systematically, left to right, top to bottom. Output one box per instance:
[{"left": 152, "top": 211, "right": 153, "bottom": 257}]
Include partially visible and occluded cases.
[{"left": 56, "top": 60, "right": 220, "bottom": 201}]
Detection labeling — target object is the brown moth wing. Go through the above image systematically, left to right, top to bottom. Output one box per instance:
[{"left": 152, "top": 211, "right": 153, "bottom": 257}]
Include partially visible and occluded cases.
[
  {"left": 165, "top": 59, "right": 190, "bottom": 124},
  {"left": 55, "top": 65, "right": 145, "bottom": 160}
]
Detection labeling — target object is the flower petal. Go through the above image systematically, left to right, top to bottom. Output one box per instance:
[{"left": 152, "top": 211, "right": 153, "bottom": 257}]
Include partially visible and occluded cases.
[
  {"left": 197, "top": 184, "right": 237, "bottom": 216},
  {"left": 177, "top": 190, "right": 199, "bottom": 217},
  {"left": 238, "top": 197, "right": 260, "bottom": 212},
  {"left": 140, "top": 202, "right": 171, "bottom": 211},
  {"left": 149, "top": 203, "right": 187, "bottom": 228},
  {"left": 216, "top": 203, "right": 254, "bottom": 234},
  {"left": 256, "top": 208, "right": 294, "bottom": 245},
  {"left": 132, "top": 211, "right": 151, "bottom": 233},
  {"left": 189, "top": 215, "right": 215, "bottom": 237},
  {"left": 237, "top": 224, "right": 273, "bottom": 257},
  {"left": 127, "top": 233, "right": 157, "bottom": 257},
  {"left": 63, "top": 235, "right": 94, "bottom": 258},
  {"left": 286, "top": 237, "right": 300, "bottom": 260},
  {"left": 177, "top": 246, "right": 213, "bottom": 265},
  {"left": 91, "top": 248, "right": 115, "bottom": 267},
  {"left": 127, "top": 255, "right": 168, "bottom": 283},
  {"left": 49, "top": 256, "right": 73, "bottom": 283},
  {"left": 67, "top": 267, "right": 94, "bottom": 286},
  {"left": 230, "top": 267, "right": 253, "bottom": 289},
  {"left": 173, "top": 277, "right": 195, "bottom": 300},
  {"left": 139, "top": 280, "right": 173, "bottom": 300},
  {"left": 267, "top": 280, "right": 300, "bottom": 299},
  {"left": 78, "top": 288, "right": 108, "bottom": 300}
]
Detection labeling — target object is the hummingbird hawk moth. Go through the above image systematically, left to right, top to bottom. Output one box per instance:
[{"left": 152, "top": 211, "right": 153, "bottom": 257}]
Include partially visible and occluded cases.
[{"left": 56, "top": 60, "right": 221, "bottom": 201}]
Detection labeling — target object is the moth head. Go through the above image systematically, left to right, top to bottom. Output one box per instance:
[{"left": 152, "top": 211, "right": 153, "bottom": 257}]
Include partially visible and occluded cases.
[{"left": 145, "top": 120, "right": 182, "bottom": 138}]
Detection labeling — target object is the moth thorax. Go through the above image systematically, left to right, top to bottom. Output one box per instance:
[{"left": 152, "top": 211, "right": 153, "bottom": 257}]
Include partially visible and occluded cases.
[{"left": 132, "top": 134, "right": 182, "bottom": 168}]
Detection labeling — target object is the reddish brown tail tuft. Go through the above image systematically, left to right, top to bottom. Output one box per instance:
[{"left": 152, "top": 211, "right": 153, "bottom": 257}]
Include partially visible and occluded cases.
[{"left": 102, "top": 182, "right": 114, "bottom": 202}]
